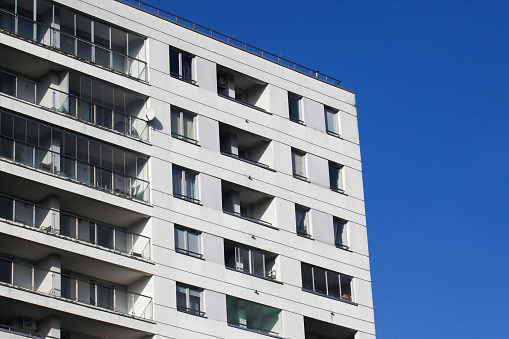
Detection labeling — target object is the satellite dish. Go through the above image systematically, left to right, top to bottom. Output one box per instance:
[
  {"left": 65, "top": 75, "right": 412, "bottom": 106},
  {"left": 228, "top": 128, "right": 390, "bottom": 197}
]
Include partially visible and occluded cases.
[{"left": 144, "top": 108, "right": 156, "bottom": 122}]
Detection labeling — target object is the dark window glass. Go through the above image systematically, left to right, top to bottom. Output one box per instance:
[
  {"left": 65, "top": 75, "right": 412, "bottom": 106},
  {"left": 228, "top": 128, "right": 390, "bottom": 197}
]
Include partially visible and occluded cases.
[
  {"left": 170, "top": 49, "right": 179, "bottom": 77},
  {"left": 182, "top": 54, "right": 192, "bottom": 81},
  {"left": 288, "top": 94, "right": 300, "bottom": 121},
  {"left": 0, "top": 196, "right": 13, "bottom": 220},
  {"left": 0, "top": 258, "right": 11, "bottom": 283},
  {"left": 301, "top": 263, "right": 313, "bottom": 290},
  {"left": 313, "top": 267, "right": 327, "bottom": 294},
  {"left": 327, "top": 271, "right": 340, "bottom": 298}
]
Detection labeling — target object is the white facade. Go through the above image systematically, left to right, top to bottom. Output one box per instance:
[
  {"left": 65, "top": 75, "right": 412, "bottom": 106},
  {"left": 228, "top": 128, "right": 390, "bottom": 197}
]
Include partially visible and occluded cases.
[{"left": 0, "top": 0, "right": 375, "bottom": 338}]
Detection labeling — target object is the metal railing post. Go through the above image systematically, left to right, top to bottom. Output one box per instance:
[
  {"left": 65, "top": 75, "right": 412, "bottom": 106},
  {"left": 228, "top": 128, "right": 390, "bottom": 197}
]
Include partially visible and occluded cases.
[
  {"left": 15, "top": 76, "right": 18, "bottom": 98},
  {"left": 11, "top": 198, "right": 15, "bottom": 223},
  {"left": 32, "top": 204, "right": 35, "bottom": 228},
  {"left": 75, "top": 217, "right": 78, "bottom": 240},
  {"left": 113, "top": 228, "right": 116, "bottom": 251},
  {"left": 131, "top": 233, "right": 134, "bottom": 256},
  {"left": 31, "top": 267, "right": 34, "bottom": 290},
  {"left": 113, "top": 288, "right": 117, "bottom": 311},
  {"left": 132, "top": 294, "right": 135, "bottom": 316}
]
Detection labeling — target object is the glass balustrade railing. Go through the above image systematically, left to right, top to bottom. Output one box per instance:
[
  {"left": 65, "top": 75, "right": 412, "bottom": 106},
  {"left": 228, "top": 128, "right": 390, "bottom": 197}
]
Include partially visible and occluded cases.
[
  {"left": 0, "top": 9, "right": 147, "bottom": 81},
  {"left": 0, "top": 70, "right": 149, "bottom": 141},
  {"left": 0, "top": 136, "right": 150, "bottom": 203},
  {"left": 0, "top": 194, "right": 151, "bottom": 260},
  {"left": 0, "top": 257, "right": 153, "bottom": 319}
]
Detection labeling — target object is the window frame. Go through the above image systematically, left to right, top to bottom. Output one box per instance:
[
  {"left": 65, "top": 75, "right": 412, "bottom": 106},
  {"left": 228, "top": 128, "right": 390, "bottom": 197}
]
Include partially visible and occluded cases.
[
  {"left": 170, "top": 48, "right": 195, "bottom": 84},
  {"left": 288, "top": 93, "right": 304, "bottom": 124},
  {"left": 170, "top": 107, "right": 198, "bottom": 144},
  {"left": 324, "top": 107, "right": 340, "bottom": 137},
  {"left": 291, "top": 148, "right": 307, "bottom": 181},
  {"left": 329, "top": 162, "right": 345, "bottom": 193},
  {"left": 172, "top": 165, "right": 200, "bottom": 204},
  {"left": 295, "top": 205, "right": 311, "bottom": 238},
  {"left": 333, "top": 218, "right": 349, "bottom": 250},
  {"left": 174, "top": 226, "right": 203, "bottom": 259},
  {"left": 224, "top": 242, "right": 278, "bottom": 281},
  {"left": 301, "top": 262, "right": 354, "bottom": 303},
  {"left": 176, "top": 282, "right": 205, "bottom": 317}
]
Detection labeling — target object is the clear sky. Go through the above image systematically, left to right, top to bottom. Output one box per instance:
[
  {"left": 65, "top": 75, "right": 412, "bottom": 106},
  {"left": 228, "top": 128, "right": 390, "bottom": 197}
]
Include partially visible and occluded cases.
[{"left": 139, "top": 0, "right": 509, "bottom": 337}]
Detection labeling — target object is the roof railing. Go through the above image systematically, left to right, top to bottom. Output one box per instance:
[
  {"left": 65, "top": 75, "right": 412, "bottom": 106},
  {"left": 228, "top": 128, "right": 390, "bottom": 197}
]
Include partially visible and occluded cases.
[{"left": 118, "top": 0, "right": 343, "bottom": 88}]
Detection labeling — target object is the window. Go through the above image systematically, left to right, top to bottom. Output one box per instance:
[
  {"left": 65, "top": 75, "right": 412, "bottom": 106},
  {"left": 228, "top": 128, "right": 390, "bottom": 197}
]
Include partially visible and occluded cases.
[
  {"left": 170, "top": 48, "right": 194, "bottom": 83},
  {"left": 288, "top": 93, "right": 303, "bottom": 123},
  {"left": 171, "top": 107, "right": 197, "bottom": 144},
  {"left": 325, "top": 107, "right": 340, "bottom": 137},
  {"left": 291, "top": 149, "right": 307, "bottom": 180},
  {"left": 329, "top": 162, "right": 344, "bottom": 193},
  {"left": 172, "top": 166, "right": 199, "bottom": 203},
  {"left": 295, "top": 206, "right": 310, "bottom": 238},
  {"left": 334, "top": 219, "right": 348, "bottom": 250},
  {"left": 175, "top": 226, "right": 202, "bottom": 258},
  {"left": 224, "top": 242, "right": 277, "bottom": 280},
  {"left": 0, "top": 258, "right": 12, "bottom": 284},
  {"left": 301, "top": 262, "right": 353, "bottom": 302},
  {"left": 90, "top": 281, "right": 114, "bottom": 310},
  {"left": 176, "top": 283, "right": 204, "bottom": 316},
  {"left": 226, "top": 295, "right": 282, "bottom": 336}
]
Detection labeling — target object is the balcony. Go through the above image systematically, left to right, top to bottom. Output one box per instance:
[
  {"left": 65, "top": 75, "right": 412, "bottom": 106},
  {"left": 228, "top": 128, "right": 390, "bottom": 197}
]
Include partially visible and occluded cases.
[
  {"left": 0, "top": 4, "right": 147, "bottom": 81},
  {"left": 217, "top": 65, "right": 269, "bottom": 112},
  {"left": 0, "top": 69, "right": 149, "bottom": 141},
  {"left": 0, "top": 110, "right": 150, "bottom": 203},
  {"left": 219, "top": 123, "right": 274, "bottom": 170},
  {"left": 221, "top": 181, "right": 275, "bottom": 228},
  {"left": 0, "top": 193, "right": 151, "bottom": 260},
  {"left": 0, "top": 257, "right": 153, "bottom": 320},
  {"left": 0, "top": 297, "right": 153, "bottom": 338}
]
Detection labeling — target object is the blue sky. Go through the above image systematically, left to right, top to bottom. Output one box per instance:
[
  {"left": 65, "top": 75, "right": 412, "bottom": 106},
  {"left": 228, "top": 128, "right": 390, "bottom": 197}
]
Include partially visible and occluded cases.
[{"left": 143, "top": 0, "right": 509, "bottom": 337}]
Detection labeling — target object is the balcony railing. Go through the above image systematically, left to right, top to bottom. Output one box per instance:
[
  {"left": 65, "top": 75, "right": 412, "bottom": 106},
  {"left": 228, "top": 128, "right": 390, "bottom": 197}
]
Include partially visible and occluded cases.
[
  {"left": 120, "top": 0, "right": 342, "bottom": 88},
  {"left": 0, "top": 9, "right": 147, "bottom": 81},
  {"left": 0, "top": 70, "right": 149, "bottom": 141},
  {"left": 171, "top": 132, "right": 199, "bottom": 145},
  {"left": 0, "top": 136, "right": 150, "bottom": 203},
  {"left": 220, "top": 150, "right": 273, "bottom": 171},
  {"left": 173, "top": 192, "right": 201, "bottom": 204},
  {"left": 0, "top": 194, "right": 151, "bottom": 260},
  {"left": 223, "top": 209, "right": 274, "bottom": 228},
  {"left": 175, "top": 247, "right": 203, "bottom": 259},
  {"left": 0, "top": 257, "right": 153, "bottom": 320},
  {"left": 225, "top": 264, "right": 279, "bottom": 283},
  {"left": 177, "top": 306, "right": 206, "bottom": 317},
  {"left": 228, "top": 322, "right": 281, "bottom": 338},
  {"left": 0, "top": 324, "right": 58, "bottom": 339}
]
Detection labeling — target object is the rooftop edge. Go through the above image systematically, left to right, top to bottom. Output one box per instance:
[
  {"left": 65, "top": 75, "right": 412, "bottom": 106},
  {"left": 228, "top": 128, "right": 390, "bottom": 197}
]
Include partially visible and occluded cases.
[{"left": 116, "top": 0, "right": 354, "bottom": 92}]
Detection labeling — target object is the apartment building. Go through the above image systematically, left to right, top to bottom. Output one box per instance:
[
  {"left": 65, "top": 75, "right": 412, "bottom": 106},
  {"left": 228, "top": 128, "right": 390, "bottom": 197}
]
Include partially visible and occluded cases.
[{"left": 0, "top": 0, "right": 375, "bottom": 338}]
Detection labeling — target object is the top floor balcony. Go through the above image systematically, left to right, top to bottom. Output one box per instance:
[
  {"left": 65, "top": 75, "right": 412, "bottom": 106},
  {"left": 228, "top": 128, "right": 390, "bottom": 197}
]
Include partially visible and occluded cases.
[{"left": 0, "top": 0, "right": 147, "bottom": 81}]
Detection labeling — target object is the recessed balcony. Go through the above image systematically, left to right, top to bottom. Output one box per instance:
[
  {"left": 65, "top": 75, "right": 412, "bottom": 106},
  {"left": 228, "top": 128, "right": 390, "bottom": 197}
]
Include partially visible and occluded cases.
[
  {"left": 0, "top": 2, "right": 147, "bottom": 80},
  {"left": 217, "top": 65, "right": 269, "bottom": 112},
  {"left": 0, "top": 68, "right": 149, "bottom": 141},
  {"left": 0, "top": 110, "right": 150, "bottom": 203},
  {"left": 219, "top": 123, "right": 274, "bottom": 170},
  {"left": 221, "top": 181, "right": 275, "bottom": 228},
  {"left": 0, "top": 193, "right": 151, "bottom": 260},
  {"left": 0, "top": 256, "right": 153, "bottom": 320}
]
